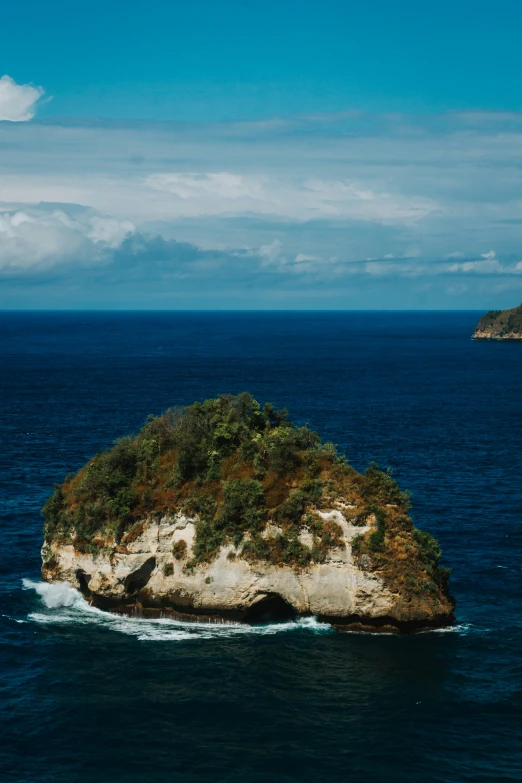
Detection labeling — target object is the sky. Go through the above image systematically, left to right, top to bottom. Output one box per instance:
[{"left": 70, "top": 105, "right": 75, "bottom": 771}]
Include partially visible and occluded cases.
[{"left": 1, "top": 0, "right": 522, "bottom": 309}]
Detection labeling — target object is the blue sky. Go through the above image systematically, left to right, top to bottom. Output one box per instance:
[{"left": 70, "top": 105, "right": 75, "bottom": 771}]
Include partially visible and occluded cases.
[{"left": 1, "top": 0, "right": 522, "bottom": 308}]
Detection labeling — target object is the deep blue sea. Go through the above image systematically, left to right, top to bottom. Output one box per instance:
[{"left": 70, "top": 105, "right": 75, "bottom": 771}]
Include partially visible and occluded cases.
[{"left": 1, "top": 311, "right": 521, "bottom": 783}]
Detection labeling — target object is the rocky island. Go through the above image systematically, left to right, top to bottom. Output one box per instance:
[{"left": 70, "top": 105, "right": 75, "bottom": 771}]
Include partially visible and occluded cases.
[
  {"left": 473, "top": 303, "right": 522, "bottom": 339},
  {"left": 42, "top": 394, "right": 454, "bottom": 633}
]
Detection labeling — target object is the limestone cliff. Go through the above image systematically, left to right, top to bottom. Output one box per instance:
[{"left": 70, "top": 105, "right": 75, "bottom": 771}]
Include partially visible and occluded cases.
[
  {"left": 473, "top": 303, "right": 522, "bottom": 340},
  {"left": 42, "top": 393, "right": 455, "bottom": 632}
]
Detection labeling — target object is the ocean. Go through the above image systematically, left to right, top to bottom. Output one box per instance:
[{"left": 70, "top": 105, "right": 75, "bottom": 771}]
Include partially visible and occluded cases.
[{"left": 1, "top": 311, "right": 521, "bottom": 782}]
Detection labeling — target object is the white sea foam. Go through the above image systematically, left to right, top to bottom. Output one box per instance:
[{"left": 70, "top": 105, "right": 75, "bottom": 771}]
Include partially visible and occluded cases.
[
  {"left": 23, "top": 578, "right": 83, "bottom": 608},
  {"left": 22, "top": 579, "right": 333, "bottom": 641},
  {"left": 22, "top": 580, "right": 477, "bottom": 640},
  {"left": 1, "top": 613, "right": 27, "bottom": 624},
  {"left": 419, "top": 622, "right": 476, "bottom": 635}
]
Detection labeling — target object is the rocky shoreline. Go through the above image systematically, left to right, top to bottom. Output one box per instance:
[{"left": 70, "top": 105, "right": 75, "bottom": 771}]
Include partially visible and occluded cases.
[
  {"left": 473, "top": 331, "right": 522, "bottom": 340},
  {"left": 42, "top": 506, "right": 455, "bottom": 634}
]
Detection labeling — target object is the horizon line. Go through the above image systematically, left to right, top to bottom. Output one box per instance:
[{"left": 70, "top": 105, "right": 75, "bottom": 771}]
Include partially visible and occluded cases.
[{"left": 0, "top": 308, "right": 487, "bottom": 314}]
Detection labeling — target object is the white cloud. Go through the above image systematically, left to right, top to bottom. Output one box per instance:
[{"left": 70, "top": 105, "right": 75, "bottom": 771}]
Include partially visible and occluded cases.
[
  {"left": 0, "top": 75, "right": 44, "bottom": 121},
  {"left": 144, "top": 171, "right": 436, "bottom": 223},
  {"left": 147, "top": 172, "right": 266, "bottom": 201},
  {"left": 0, "top": 207, "right": 135, "bottom": 272},
  {"left": 87, "top": 216, "right": 136, "bottom": 247},
  {"left": 258, "top": 239, "right": 284, "bottom": 265},
  {"left": 364, "top": 250, "right": 522, "bottom": 278},
  {"left": 447, "top": 250, "right": 515, "bottom": 275},
  {"left": 294, "top": 252, "right": 317, "bottom": 263}
]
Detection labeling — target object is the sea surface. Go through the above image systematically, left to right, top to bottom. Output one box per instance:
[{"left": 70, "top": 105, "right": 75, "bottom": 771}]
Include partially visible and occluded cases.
[{"left": 1, "top": 311, "right": 521, "bottom": 783}]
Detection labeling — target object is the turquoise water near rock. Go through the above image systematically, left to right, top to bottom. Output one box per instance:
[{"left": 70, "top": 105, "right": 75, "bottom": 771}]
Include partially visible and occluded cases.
[{"left": 1, "top": 311, "right": 521, "bottom": 782}]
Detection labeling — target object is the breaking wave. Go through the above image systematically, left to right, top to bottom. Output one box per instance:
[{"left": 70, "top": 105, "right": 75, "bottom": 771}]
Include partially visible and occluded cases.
[
  {"left": 21, "top": 579, "right": 334, "bottom": 641},
  {"left": 21, "top": 580, "right": 476, "bottom": 640}
]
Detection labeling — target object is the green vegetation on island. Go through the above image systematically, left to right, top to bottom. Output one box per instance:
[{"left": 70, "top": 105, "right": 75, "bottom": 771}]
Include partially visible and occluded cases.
[
  {"left": 473, "top": 303, "right": 522, "bottom": 339},
  {"left": 43, "top": 393, "right": 450, "bottom": 600}
]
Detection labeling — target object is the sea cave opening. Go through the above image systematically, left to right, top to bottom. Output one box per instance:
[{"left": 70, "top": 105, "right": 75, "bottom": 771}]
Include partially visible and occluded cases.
[
  {"left": 124, "top": 556, "right": 156, "bottom": 595},
  {"left": 76, "top": 569, "right": 91, "bottom": 597},
  {"left": 244, "top": 593, "right": 297, "bottom": 625}
]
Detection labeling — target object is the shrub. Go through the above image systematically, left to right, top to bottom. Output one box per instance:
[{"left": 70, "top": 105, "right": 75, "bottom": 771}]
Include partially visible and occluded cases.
[
  {"left": 267, "top": 428, "right": 302, "bottom": 475},
  {"left": 361, "top": 463, "right": 411, "bottom": 509},
  {"left": 221, "top": 479, "right": 264, "bottom": 522},
  {"left": 300, "top": 479, "right": 323, "bottom": 503},
  {"left": 42, "top": 485, "right": 67, "bottom": 537},
  {"left": 277, "top": 490, "right": 308, "bottom": 523},
  {"left": 367, "top": 506, "right": 387, "bottom": 551},
  {"left": 320, "top": 520, "right": 343, "bottom": 548},
  {"left": 414, "top": 528, "right": 442, "bottom": 573},
  {"left": 241, "top": 533, "right": 271, "bottom": 562},
  {"left": 268, "top": 534, "right": 312, "bottom": 567},
  {"left": 351, "top": 534, "right": 363, "bottom": 554},
  {"left": 172, "top": 540, "right": 187, "bottom": 560},
  {"left": 435, "top": 565, "right": 452, "bottom": 590}
]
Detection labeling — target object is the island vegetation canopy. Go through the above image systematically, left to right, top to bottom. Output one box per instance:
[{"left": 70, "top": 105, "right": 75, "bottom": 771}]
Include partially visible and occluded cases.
[{"left": 43, "top": 393, "right": 450, "bottom": 599}]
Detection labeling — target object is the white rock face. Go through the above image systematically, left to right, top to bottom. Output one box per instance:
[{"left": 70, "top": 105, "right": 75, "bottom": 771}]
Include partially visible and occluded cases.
[{"left": 42, "top": 507, "right": 397, "bottom": 621}]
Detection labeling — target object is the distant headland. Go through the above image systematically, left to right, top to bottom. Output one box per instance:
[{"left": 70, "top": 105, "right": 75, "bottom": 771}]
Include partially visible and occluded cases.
[
  {"left": 473, "top": 304, "right": 522, "bottom": 340},
  {"left": 41, "top": 393, "right": 454, "bottom": 633}
]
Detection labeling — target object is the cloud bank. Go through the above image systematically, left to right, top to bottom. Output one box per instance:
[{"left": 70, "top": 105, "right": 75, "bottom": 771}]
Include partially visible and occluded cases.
[
  {"left": 2, "top": 109, "right": 522, "bottom": 307},
  {"left": 144, "top": 171, "right": 435, "bottom": 222}
]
